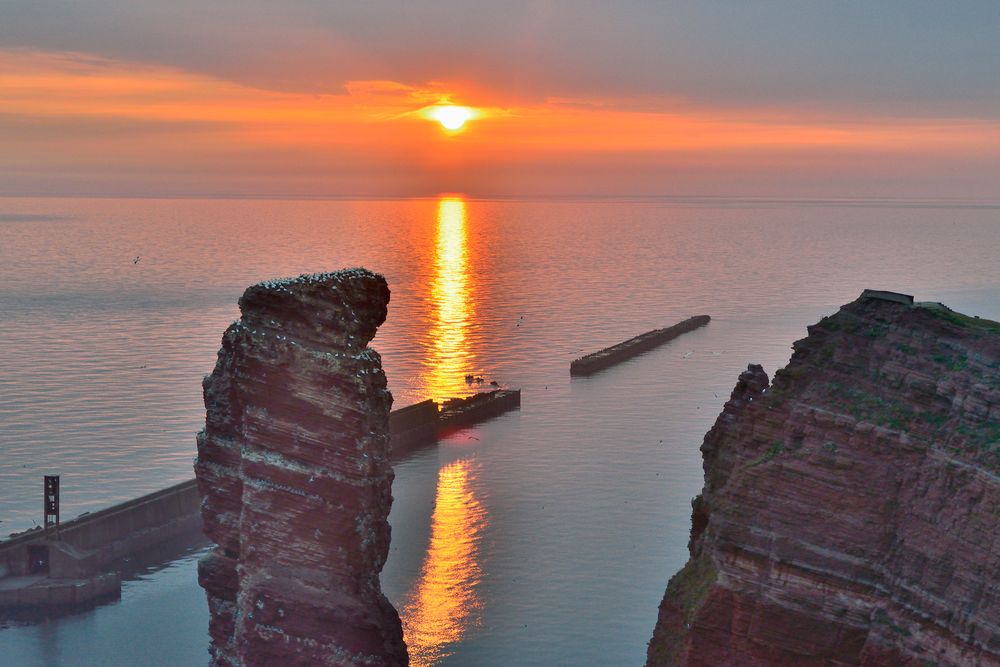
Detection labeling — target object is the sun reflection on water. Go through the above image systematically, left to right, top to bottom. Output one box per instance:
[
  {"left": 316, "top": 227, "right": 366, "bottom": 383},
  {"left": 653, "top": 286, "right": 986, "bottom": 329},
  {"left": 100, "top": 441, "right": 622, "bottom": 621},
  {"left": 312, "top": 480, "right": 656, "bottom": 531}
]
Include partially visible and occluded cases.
[
  {"left": 424, "top": 196, "right": 476, "bottom": 402},
  {"left": 401, "top": 458, "right": 488, "bottom": 666}
]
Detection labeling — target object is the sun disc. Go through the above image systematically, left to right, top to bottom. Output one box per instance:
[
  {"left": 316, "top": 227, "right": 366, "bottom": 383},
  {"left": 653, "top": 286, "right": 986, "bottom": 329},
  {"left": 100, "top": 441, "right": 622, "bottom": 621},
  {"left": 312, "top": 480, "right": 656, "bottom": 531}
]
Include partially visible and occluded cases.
[{"left": 432, "top": 106, "right": 472, "bottom": 131}]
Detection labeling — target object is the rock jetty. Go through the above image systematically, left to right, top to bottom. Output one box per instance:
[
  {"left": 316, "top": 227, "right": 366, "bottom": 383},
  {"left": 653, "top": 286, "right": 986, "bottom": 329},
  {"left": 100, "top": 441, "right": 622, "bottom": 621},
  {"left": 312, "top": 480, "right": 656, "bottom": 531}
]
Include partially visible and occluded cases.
[
  {"left": 195, "top": 269, "right": 407, "bottom": 666},
  {"left": 648, "top": 291, "right": 1000, "bottom": 666},
  {"left": 570, "top": 315, "right": 710, "bottom": 376}
]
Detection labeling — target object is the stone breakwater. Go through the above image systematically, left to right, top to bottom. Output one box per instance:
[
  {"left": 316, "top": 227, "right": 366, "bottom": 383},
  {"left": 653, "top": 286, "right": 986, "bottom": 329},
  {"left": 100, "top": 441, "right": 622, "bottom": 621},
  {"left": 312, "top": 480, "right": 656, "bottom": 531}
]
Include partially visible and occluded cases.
[
  {"left": 195, "top": 269, "right": 407, "bottom": 666},
  {"left": 648, "top": 292, "right": 1000, "bottom": 666},
  {"left": 569, "top": 315, "right": 711, "bottom": 376}
]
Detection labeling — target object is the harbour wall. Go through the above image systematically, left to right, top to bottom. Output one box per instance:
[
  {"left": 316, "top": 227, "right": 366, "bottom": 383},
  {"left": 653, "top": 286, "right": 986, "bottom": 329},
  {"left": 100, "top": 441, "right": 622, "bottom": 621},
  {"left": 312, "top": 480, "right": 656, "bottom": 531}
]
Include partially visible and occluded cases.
[
  {"left": 570, "top": 315, "right": 711, "bottom": 376},
  {"left": 0, "top": 390, "right": 520, "bottom": 581},
  {"left": 0, "top": 479, "right": 200, "bottom": 578}
]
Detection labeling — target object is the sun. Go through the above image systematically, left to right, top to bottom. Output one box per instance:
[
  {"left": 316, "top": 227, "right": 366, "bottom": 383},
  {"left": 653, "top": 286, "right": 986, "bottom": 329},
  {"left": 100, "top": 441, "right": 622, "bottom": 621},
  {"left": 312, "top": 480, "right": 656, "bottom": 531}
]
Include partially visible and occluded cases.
[{"left": 429, "top": 106, "right": 473, "bottom": 131}]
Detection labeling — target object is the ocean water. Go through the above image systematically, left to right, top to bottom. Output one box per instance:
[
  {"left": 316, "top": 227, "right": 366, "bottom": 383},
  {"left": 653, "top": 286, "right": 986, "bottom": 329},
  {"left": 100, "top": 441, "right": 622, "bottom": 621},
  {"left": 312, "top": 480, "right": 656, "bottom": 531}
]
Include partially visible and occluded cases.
[{"left": 1, "top": 196, "right": 998, "bottom": 665}]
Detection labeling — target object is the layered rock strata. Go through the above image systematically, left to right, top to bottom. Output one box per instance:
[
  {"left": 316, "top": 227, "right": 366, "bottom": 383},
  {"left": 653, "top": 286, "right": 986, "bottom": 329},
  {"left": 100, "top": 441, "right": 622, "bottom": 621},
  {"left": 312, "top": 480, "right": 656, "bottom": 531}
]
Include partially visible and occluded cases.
[
  {"left": 195, "top": 269, "right": 407, "bottom": 666},
  {"left": 648, "top": 291, "right": 1000, "bottom": 666}
]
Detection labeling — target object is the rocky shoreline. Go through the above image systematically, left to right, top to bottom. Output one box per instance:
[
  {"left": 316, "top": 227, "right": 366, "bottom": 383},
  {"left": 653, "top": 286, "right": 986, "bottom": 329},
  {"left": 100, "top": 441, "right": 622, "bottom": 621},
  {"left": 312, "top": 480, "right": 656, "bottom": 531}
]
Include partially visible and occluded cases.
[{"left": 648, "top": 291, "right": 1000, "bottom": 666}]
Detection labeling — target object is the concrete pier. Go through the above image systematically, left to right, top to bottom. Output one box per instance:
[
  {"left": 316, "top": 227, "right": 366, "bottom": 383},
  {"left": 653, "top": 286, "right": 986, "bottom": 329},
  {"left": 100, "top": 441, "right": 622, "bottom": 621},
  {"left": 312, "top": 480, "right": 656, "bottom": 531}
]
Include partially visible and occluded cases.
[
  {"left": 570, "top": 315, "right": 710, "bottom": 376},
  {"left": 390, "top": 389, "right": 521, "bottom": 456},
  {"left": 439, "top": 389, "right": 521, "bottom": 434},
  {"left": 0, "top": 390, "right": 520, "bottom": 611},
  {"left": 389, "top": 398, "right": 442, "bottom": 456},
  {"left": 0, "top": 479, "right": 199, "bottom": 612},
  {"left": 0, "top": 479, "right": 201, "bottom": 577}
]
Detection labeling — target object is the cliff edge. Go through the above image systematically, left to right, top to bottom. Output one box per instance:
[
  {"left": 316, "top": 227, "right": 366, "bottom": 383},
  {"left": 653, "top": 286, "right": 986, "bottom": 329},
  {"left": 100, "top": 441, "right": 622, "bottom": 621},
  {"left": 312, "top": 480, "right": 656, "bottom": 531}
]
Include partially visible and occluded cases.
[
  {"left": 195, "top": 269, "right": 407, "bottom": 666},
  {"left": 648, "top": 291, "right": 1000, "bottom": 666}
]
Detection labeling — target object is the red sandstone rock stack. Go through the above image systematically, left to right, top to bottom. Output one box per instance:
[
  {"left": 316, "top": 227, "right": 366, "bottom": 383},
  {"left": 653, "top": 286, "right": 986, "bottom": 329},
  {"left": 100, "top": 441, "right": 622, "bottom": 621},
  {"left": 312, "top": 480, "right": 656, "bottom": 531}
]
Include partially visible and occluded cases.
[
  {"left": 195, "top": 269, "right": 407, "bottom": 666},
  {"left": 648, "top": 292, "right": 1000, "bottom": 666}
]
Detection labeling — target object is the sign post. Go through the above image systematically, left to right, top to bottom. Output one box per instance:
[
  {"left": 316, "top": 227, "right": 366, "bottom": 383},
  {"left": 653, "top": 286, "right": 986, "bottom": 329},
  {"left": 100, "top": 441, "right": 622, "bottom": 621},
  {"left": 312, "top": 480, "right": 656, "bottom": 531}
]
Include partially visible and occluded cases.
[{"left": 44, "top": 475, "right": 60, "bottom": 538}]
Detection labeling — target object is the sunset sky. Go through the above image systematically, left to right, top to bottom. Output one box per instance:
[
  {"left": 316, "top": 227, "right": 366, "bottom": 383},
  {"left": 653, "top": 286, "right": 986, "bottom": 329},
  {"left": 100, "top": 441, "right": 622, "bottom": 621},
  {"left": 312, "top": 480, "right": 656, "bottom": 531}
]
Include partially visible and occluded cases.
[{"left": 2, "top": 2, "right": 999, "bottom": 199}]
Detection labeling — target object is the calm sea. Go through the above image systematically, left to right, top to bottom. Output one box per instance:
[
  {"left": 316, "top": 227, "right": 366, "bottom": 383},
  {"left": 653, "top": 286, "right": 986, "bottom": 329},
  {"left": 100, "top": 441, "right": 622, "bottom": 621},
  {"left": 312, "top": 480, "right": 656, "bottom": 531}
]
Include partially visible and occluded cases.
[{"left": 1, "top": 197, "right": 998, "bottom": 665}]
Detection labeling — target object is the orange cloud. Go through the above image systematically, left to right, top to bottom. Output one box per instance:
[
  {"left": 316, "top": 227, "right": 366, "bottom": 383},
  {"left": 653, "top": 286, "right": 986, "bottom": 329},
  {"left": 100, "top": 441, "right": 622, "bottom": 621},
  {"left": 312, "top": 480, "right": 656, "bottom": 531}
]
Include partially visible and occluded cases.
[{"left": 2, "top": 48, "right": 999, "bottom": 198}]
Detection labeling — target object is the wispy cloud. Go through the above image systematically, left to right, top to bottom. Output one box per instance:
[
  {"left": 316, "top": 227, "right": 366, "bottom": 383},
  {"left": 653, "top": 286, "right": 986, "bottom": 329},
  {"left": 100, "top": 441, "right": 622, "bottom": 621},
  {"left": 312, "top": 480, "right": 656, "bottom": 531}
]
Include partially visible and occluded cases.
[{"left": 1, "top": 48, "right": 999, "bottom": 198}]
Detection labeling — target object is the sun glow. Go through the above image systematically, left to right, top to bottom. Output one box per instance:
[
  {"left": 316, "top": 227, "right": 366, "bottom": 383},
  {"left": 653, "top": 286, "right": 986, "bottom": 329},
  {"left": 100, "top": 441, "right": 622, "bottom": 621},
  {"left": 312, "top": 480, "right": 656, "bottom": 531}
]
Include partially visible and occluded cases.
[
  {"left": 429, "top": 105, "right": 473, "bottom": 131},
  {"left": 424, "top": 197, "right": 475, "bottom": 401},
  {"left": 400, "top": 458, "right": 487, "bottom": 666}
]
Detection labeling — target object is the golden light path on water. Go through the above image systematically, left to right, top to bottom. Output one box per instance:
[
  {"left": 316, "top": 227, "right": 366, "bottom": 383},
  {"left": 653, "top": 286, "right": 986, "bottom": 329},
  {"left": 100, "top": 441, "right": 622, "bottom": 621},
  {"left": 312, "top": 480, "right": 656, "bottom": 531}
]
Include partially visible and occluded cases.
[
  {"left": 402, "top": 196, "right": 487, "bottom": 665},
  {"left": 423, "top": 196, "right": 476, "bottom": 402},
  {"left": 400, "top": 459, "right": 488, "bottom": 666}
]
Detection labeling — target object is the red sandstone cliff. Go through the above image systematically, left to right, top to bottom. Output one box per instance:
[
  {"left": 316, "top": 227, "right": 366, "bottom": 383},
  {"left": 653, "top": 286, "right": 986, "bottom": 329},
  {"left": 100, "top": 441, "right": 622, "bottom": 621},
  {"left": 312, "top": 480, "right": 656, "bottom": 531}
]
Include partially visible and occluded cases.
[
  {"left": 195, "top": 269, "right": 407, "bottom": 666},
  {"left": 648, "top": 291, "right": 1000, "bottom": 666}
]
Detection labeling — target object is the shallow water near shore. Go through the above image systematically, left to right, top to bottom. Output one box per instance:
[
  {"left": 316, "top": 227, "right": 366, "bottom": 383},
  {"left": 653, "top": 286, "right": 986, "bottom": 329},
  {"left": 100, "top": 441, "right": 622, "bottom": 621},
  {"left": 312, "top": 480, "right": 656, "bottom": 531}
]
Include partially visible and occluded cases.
[{"left": 1, "top": 196, "right": 999, "bottom": 664}]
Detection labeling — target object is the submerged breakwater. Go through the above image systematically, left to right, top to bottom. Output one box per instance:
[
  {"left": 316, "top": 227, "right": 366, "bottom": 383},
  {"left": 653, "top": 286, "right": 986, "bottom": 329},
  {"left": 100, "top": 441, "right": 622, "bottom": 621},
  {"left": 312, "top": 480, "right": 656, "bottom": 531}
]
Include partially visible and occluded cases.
[{"left": 570, "top": 316, "right": 711, "bottom": 376}]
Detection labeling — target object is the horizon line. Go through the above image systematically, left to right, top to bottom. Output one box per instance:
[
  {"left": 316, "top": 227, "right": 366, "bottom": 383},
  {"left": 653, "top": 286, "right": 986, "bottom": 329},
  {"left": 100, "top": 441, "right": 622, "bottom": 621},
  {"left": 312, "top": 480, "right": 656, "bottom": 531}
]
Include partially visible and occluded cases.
[{"left": 3, "top": 192, "right": 1000, "bottom": 210}]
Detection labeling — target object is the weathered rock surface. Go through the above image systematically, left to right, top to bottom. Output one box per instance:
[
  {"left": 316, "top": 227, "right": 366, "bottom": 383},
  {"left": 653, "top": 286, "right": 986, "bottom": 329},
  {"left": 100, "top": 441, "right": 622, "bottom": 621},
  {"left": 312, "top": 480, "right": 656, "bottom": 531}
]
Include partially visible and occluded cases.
[
  {"left": 195, "top": 269, "right": 407, "bottom": 666},
  {"left": 648, "top": 292, "right": 1000, "bottom": 666}
]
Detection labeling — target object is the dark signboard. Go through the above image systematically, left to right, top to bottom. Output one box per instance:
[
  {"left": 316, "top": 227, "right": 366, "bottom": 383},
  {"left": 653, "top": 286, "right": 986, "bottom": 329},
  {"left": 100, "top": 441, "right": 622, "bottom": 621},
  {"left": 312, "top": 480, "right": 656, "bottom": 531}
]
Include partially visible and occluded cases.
[{"left": 44, "top": 475, "right": 60, "bottom": 532}]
